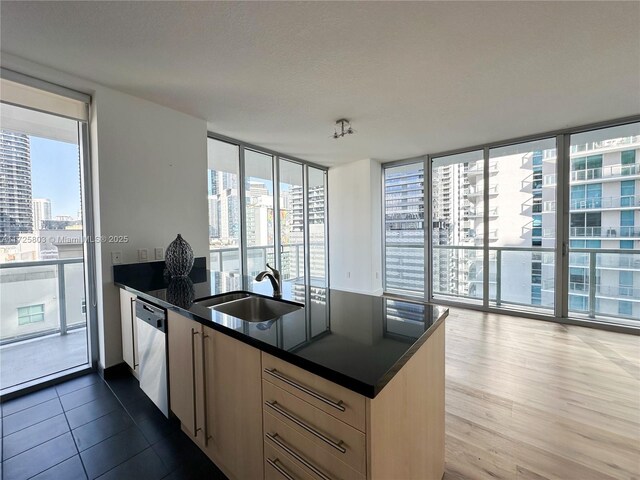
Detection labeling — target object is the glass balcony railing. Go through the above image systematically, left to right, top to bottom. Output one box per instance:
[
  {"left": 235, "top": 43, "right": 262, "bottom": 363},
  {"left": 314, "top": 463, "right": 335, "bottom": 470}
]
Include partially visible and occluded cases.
[
  {"left": 543, "top": 163, "right": 640, "bottom": 185},
  {"left": 543, "top": 194, "right": 640, "bottom": 212},
  {"left": 543, "top": 226, "right": 640, "bottom": 238},
  {"left": 385, "top": 242, "right": 425, "bottom": 294},
  {"left": 210, "top": 244, "right": 308, "bottom": 281},
  {"left": 0, "top": 258, "right": 89, "bottom": 391},
  {"left": 0, "top": 258, "right": 87, "bottom": 345}
]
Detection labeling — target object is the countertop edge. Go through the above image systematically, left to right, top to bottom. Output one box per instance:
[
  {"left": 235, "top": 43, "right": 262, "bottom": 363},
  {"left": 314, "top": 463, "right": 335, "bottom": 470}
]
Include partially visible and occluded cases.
[{"left": 116, "top": 282, "right": 447, "bottom": 399}]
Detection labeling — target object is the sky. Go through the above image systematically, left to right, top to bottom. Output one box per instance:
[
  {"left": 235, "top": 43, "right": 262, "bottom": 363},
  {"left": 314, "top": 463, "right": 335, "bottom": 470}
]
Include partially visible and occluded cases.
[{"left": 30, "top": 136, "right": 81, "bottom": 219}]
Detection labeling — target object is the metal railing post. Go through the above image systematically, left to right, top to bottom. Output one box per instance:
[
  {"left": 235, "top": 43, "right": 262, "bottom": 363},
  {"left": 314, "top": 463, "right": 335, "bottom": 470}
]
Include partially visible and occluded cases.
[
  {"left": 495, "top": 248, "right": 502, "bottom": 306},
  {"left": 588, "top": 251, "right": 597, "bottom": 318},
  {"left": 57, "top": 262, "right": 68, "bottom": 335}
]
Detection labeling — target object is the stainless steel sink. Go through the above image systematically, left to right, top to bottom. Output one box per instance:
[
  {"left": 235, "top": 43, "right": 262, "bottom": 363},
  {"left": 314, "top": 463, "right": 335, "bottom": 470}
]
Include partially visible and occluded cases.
[
  {"left": 194, "top": 292, "right": 252, "bottom": 308},
  {"left": 211, "top": 296, "right": 303, "bottom": 322}
]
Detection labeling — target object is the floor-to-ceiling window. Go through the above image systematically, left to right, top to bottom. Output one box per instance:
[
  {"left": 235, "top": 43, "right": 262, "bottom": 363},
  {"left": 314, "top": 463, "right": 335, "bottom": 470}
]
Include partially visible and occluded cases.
[
  {"left": 0, "top": 76, "right": 94, "bottom": 394},
  {"left": 382, "top": 118, "right": 639, "bottom": 328},
  {"left": 568, "top": 123, "right": 640, "bottom": 321},
  {"left": 206, "top": 135, "right": 328, "bottom": 297},
  {"left": 207, "top": 138, "right": 241, "bottom": 272},
  {"left": 487, "top": 138, "right": 557, "bottom": 313},
  {"left": 244, "top": 149, "right": 276, "bottom": 276},
  {"left": 431, "top": 151, "right": 483, "bottom": 303},
  {"left": 279, "top": 159, "right": 304, "bottom": 282},
  {"left": 383, "top": 162, "right": 425, "bottom": 296}
]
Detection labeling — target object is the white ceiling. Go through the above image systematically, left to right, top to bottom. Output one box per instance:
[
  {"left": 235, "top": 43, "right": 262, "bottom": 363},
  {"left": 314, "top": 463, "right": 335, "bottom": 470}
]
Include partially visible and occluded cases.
[{"left": 1, "top": 1, "right": 639, "bottom": 167}]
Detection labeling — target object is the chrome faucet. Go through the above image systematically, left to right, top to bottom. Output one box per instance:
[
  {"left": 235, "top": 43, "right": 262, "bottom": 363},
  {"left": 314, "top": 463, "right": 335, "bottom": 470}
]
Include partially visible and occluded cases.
[{"left": 255, "top": 263, "right": 281, "bottom": 298}]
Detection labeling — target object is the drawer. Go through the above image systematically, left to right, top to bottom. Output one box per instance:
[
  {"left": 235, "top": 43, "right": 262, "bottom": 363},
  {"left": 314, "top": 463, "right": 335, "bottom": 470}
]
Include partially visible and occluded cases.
[
  {"left": 262, "top": 353, "right": 366, "bottom": 432},
  {"left": 263, "top": 381, "right": 366, "bottom": 474},
  {"left": 264, "top": 411, "right": 365, "bottom": 480},
  {"left": 265, "top": 442, "right": 315, "bottom": 480}
]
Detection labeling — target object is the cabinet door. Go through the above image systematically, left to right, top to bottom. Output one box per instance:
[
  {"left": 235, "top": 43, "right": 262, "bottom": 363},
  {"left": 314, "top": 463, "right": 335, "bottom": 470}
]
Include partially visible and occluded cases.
[
  {"left": 119, "top": 289, "right": 138, "bottom": 372},
  {"left": 167, "top": 310, "right": 202, "bottom": 437},
  {"left": 203, "top": 326, "right": 263, "bottom": 480}
]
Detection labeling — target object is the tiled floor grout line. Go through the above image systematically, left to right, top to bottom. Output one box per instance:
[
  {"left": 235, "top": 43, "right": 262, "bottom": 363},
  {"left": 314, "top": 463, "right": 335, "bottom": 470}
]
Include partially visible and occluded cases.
[
  {"left": 2, "top": 374, "right": 191, "bottom": 480},
  {"left": 100, "top": 377, "right": 174, "bottom": 477},
  {"left": 58, "top": 380, "right": 91, "bottom": 480}
]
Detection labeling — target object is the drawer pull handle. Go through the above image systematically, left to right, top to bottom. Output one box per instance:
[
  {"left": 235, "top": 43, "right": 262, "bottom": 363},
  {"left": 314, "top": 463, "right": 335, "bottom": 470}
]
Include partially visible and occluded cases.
[
  {"left": 264, "top": 368, "right": 345, "bottom": 412},
  {"left": 265, "top": 400, "right": 347, "bottom": 454},
  {"left": 266, "top": 432, "right": 331, "bottom": 480},
  {"left": 267, "top": 458, "right": 295, "bottom": 480}
]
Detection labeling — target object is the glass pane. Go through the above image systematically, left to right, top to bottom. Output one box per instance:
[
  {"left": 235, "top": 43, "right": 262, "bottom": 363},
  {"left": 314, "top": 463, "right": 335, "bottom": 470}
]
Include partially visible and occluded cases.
[
  {"left": 0, "top": 103, "right": 89, "bottom": 392},
  {"left": 569, "top": 122, "right": 640, "bottom": 323},
  {"left": 488, "top": 138, "right": 557, "bottom": 312},
  {"left": 207, "top": 139, "right": 240, "bottom": 273},
  {"left": 245, "top": 149, "right": 275, "bottom": 276},
  {"left": 432, "top": 150, "right": 483, "bottom": 303},
  {"left": 279, "top": 160, "right": 304, "bottom": 282},
  {"left": 384, "top": 162, "right": 424, "bottom": 295},
  {"left": 308, "top": 167, "right": 328, "bottom": 337},
  {"left": 308, "top": 167, "right": 327, "bottom": 287}
]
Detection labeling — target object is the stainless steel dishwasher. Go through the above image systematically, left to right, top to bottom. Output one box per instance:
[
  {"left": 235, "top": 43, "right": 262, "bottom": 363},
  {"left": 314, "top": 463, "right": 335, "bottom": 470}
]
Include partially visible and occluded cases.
[{"left": 135, "top": 298, "right": 169, "bottom": 417}]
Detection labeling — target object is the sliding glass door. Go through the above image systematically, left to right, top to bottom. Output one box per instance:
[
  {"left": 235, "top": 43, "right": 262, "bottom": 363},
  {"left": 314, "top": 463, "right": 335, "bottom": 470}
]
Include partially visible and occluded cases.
[{"left": 0, "top": 78, "right": 93, "bottom": 393}]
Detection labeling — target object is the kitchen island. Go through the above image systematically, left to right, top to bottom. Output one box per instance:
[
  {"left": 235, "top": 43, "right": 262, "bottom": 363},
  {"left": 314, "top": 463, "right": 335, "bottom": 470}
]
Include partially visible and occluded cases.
[{"left": 114, "top": 260, "right": 447, "bottom": 480}]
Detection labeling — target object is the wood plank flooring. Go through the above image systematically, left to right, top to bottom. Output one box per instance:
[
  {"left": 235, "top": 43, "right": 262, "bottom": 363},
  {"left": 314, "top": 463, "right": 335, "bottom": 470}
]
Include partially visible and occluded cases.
[{"left": 442, "top": 307, "right": 640, "bottom": 480}]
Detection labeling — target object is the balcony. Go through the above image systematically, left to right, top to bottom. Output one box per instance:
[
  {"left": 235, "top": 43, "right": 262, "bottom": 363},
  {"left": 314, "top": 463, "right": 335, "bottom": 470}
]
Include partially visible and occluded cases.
[
  {"left": 467, "top": 162, "right": 498, "bottom": 177},
  {"left": 543, "top": 163, "right": 640, "bottom": 186},
  {"left": 467, "top": 185, "right": 498, "bottom": 201},
  {"left": 544, "top": 194, "right": 640, "bottom": 212},
  {"left": 468, "top": 207, "right": 498, "bottom": 218},
  {"left": 542, "top": 226, "right": 640, "bottom": 239},
  {"left": 210, "top": 244, "right": 310, "bottom": 281},
  {"left": 433, "top": 245, "right": 640, "bottom": 320},
  {"left": 0, "top": 258, "right": 89, "bottom": 392}
]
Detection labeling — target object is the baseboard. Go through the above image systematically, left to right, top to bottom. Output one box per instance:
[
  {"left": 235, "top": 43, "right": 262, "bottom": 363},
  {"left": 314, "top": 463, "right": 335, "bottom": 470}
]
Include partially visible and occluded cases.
[{"left": 99, "top": 362, "right": 132, "bottom": 380}]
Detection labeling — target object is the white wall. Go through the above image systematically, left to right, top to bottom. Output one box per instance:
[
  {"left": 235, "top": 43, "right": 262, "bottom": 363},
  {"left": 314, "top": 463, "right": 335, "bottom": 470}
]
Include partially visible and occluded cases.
[
  {"left": 2, "top": 53, "right": 209, "bottom": 369},
  {"left": 92, "top": 88, "right": 208, "bottom": 368},
  {"left": 328, "top": 158, "right": 383, "bottom": 295}
]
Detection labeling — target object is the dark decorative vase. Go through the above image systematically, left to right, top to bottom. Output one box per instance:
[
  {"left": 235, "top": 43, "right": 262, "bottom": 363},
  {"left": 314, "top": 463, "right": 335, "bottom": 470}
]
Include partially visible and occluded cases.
[
  {"left": 166, "top": 234, "right": 194, "bottom": 277},
  {"left": 167, "top": 276, "right": 196, "bottom": 309}
]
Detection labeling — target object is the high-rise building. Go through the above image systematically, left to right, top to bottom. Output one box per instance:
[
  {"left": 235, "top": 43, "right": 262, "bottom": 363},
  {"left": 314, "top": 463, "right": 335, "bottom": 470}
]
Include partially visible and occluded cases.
[
  {"left": 0, "top": 130, "right": 33, "bottom": 244},
  {"left": 208, "top": 170, "right": 240, "bottom": 245},
  {"left": 32, "top": 198, "right": 52, "bottom": 230}
]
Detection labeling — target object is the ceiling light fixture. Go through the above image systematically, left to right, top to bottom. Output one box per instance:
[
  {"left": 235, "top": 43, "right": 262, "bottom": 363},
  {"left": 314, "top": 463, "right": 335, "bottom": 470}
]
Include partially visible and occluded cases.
[{"left": 333, "top": 119, "right": 355, "bottom": 139}]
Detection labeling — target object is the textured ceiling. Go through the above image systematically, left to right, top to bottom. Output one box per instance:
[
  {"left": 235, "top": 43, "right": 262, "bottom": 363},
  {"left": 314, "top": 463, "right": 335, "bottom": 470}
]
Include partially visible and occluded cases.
[{"left": 1, "top": 1, "right": 639, "bottom": 166}]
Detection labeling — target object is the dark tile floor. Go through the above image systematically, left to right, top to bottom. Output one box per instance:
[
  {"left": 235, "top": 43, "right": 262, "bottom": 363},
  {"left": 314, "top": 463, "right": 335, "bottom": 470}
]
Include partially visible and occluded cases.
[{"left": 1, "top": 371, "right": 227, "bottom": 479}]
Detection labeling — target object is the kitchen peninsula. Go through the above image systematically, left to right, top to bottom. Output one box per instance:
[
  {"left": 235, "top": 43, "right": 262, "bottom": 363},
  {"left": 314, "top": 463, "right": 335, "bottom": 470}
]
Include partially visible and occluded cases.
[{"left": 114, "top": 260, "right": 447, "bottom": 480}]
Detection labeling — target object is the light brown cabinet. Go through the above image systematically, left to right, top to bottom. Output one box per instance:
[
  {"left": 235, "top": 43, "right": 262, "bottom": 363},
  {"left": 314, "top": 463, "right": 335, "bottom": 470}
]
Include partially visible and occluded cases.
[
  {"left": 119, "top": 289, "right": 138, "bottom": 375},
  {"left": 167, "top": 309, "right": 445, "bottom": 480},
  {"left": 167, "top": 310, "right": 263, "bottom": 480},
  {"left": 262, "top": 321, "right": 445, "bottom": 480}
]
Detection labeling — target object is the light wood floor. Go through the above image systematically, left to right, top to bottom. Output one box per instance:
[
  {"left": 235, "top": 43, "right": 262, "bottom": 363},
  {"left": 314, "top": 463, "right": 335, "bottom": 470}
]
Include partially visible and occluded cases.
[{"left": 442, "top": 307, "right": 640, "bottom": 480}]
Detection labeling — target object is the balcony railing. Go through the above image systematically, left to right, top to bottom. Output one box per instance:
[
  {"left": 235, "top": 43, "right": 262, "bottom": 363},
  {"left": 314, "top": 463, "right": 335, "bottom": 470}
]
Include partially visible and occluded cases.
[
  {"left": 467, "top": 162, "right": 498, "bottom": 176},
  {"left": 543, "top": 163, "right": 640, "bottom": 185},
  {"left": 467, "top": 185, "right": 499, "bottom": 198},
  {"left": 543, "top": 194, "right": 640, "bottom": 212},
  {"left": 543, "top": 226, "right": 640, "bottom": 238},
  {"left": 210, "top": 244, "right": 307, "bottom": 280},
  {"left": 432, "top": 245, "right": 640, "bottom": 320},
  {"left": 0, "top": 258, "right": 86, "bottom": 345}
]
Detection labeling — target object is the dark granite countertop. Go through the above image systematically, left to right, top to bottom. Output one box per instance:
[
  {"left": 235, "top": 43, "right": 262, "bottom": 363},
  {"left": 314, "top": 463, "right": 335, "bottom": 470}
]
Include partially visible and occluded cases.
[{"left": 114, "top": 259, "right": 448, "bottom": 398}]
